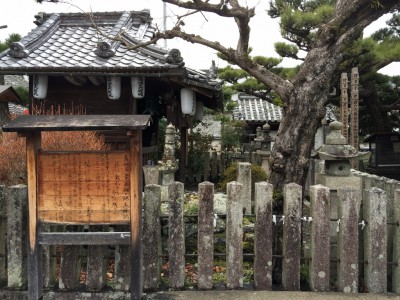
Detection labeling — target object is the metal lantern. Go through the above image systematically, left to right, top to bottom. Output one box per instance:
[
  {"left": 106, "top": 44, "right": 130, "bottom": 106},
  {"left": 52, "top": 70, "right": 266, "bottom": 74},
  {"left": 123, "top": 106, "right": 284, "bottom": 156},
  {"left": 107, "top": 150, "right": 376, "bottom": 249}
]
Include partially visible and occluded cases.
[
  {"left": 32, "top": 75, "right": 48, "bottom": 99},
  {"left": 107, "top": 76, "right": 121, "bottom": 100},
  {"left": 131, "top": 76, "right": 145, "bottom": 99},
  {"left": 180, "top": 87, "right": 196, "bottom": 115}
]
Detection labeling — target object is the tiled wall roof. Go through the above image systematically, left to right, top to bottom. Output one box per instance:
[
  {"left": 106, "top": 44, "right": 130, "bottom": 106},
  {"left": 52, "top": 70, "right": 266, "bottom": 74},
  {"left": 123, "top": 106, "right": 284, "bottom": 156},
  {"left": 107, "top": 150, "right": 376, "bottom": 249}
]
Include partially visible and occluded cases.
[{"left": 232, "top": 95, "right": 282, "bottom": 123}]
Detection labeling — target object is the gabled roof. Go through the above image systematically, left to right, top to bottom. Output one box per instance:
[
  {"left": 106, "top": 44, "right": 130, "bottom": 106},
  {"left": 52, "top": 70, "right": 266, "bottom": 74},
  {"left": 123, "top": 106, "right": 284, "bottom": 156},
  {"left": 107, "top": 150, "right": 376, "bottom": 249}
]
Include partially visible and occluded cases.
[
  {"left": 0, "top": 10, "right": 223, "bottom": 107},
  {"left": 0, "top": 11, "right": 186, "bottom": 75},
  {"left": 0, "top": 85, "right": 21, "bottom": 102},
  {"left": 232, "top": 94, "right": 282, "bottom": 124}
]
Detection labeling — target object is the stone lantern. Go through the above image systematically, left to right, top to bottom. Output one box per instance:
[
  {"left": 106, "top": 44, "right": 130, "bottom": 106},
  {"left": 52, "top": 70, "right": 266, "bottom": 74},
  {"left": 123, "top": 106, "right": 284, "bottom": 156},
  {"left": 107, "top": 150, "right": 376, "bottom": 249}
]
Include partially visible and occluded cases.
[
  {"left": 313, "top": 120, "right": 370, "bottom": 275},
  {"left": 314, "top": 121, "right": 370, "bottom": 177},
  {"left": 254, "top": 123, "right": 273, "bottom": 176}
]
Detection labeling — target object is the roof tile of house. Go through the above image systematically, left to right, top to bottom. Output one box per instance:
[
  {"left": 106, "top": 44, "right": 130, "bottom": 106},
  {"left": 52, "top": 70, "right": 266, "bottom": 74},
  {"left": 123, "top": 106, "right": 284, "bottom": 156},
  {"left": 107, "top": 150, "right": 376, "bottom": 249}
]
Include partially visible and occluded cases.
[{"left": 232, "top": 94, "right": 282, "bottom": 124}]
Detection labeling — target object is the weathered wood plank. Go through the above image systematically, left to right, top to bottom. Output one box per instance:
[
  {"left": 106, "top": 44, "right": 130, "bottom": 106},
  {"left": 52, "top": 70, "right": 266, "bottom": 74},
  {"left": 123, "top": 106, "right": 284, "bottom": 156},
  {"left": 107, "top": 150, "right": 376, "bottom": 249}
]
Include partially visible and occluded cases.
[
  {"left": 2, "top": 115, "right": 151, "bottom": 133},
  {"left": 38, "top": 151, "right": 131, "bottom": 224},
  {"left": 39, "top": 232, "right": 130, "bottom": 245}
]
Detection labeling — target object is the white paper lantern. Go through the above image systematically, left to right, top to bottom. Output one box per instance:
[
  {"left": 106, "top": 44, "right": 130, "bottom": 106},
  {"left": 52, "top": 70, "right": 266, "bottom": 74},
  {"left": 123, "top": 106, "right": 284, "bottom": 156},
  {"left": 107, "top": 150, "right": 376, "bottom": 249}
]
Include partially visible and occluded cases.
[
  {"left": 32, "top": 75, "right": 48, "bottom": 99},
  {"left": 107, "top": 76, "right": 121, "bottom": 100},
  {"left": 131, "top": 76, "right": 145, "bottom": 99},
  {"left": 180, "top": 87, "right": 196, "bottom": 115},
  {"left": 194, "top": 101, "right": 204, "bottom": 121}
]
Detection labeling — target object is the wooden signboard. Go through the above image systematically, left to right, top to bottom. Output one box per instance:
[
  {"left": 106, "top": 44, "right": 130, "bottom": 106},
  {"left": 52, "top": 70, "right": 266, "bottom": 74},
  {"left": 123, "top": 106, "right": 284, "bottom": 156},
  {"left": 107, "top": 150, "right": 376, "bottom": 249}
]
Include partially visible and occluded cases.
[
  {"left": 2, "top": 115, "right": 150, "bottom": 300},
  {"left": 38, "top": 151, "right": 131, "bottom": 224}
]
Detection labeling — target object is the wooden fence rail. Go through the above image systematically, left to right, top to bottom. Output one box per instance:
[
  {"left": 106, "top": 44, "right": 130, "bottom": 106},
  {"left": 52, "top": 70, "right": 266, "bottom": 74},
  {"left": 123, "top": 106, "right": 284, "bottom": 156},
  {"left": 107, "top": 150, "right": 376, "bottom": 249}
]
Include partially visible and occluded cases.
[{"left": 0, "top": 174, "right": 399, "bottom": 297}]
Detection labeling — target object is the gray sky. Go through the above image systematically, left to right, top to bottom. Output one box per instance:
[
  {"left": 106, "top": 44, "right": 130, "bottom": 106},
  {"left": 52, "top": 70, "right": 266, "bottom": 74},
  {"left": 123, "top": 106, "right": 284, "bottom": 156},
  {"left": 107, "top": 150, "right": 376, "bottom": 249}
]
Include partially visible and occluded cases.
[{"left": 0, "top": 0, "right": 398, "bottom": 75}]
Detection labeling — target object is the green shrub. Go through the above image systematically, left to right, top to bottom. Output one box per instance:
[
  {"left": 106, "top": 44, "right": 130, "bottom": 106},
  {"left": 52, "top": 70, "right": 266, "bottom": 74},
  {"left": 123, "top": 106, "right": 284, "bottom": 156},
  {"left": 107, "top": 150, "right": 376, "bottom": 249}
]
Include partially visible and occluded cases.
[{"left": 218, "top": 162, "right": 268, "bottom": 196}]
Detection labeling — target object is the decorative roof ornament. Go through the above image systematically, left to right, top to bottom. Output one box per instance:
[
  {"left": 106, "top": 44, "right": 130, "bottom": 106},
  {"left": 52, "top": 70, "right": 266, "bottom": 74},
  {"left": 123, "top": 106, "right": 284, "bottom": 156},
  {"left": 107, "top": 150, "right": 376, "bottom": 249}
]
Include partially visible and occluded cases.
[
  {"left": 94, "top": 41, "right": 116, "bottom": 58},
  {"left": 8, "top": 42, "right": 29, "bottom": 58},
  {"left": 166, "top": 49, "right": 184, "bottom": 65},
  {"left": 206, "top": 60, "right": 217, "bottom": 79}
]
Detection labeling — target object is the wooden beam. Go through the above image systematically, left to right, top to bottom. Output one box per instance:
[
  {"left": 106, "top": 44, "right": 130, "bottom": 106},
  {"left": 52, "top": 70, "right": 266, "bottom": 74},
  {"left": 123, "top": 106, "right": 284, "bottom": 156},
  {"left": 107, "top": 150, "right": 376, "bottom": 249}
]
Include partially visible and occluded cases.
[
  {"left": 129, "top": 130, "right": 142, "bottom": 299},
  {"left": 26, "top": 131, "right": 43, "bottom": 300},
  {"left": 39, "top": 232, "right": 130, "bottom": 245}
]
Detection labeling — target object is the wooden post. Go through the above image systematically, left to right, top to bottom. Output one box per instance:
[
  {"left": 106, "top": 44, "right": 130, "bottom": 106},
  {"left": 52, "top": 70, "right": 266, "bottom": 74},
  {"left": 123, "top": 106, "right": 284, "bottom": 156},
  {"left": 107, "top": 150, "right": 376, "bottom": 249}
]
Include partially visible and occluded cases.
[
  {"left": 350, "top": 67, "right": 359, "bottom": 169},
  {"left": 340, "top": 72, "right": 349, "bottom": 142},
  {"left": 129, "top": 130, "right": 143, "bottom": 299},
  {"left": 26, "top": 132, "right": 43, "bottom": 300},
  {"left": 197, "top": 181, "right": 214, "bottom": 290},
  {"left": 254, "top": 182, "right": 273, "bottom": 290},
  {"left": 282, "top": 183, "right": 302, "bottom": 291}
]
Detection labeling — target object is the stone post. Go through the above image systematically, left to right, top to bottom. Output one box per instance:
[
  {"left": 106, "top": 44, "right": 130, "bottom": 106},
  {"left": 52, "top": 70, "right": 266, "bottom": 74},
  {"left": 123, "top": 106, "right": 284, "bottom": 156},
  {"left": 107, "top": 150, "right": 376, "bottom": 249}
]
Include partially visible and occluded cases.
[
  {"left": 314, "top": 121, "right": 366, "bottom": 281},
  {"left": 159, "top": 124, "right": 178, "bottom": 202},
  {"left": 237, "top": 162, "right": 252, "bottom": 214},
  {"left": 143, "top": 165, "right": 160, "bottom": 185},
  {"left": 226, "top": 181, "right": 243, "bottom": 289},
  {"left": 168, "top": 182, "right": 185, "bottom": 289},
  {"left": 197, "top": 182, "right": 214, "bottom": 290},
  {"left": 254, "top": 182, "right": 273, "bottom": 290},
  {"left": 282, "top": 183, "right": 302, "bottom": 291},
  {"left": 143, "top": 184, "right": 162, "bottom": 290},
  {"left": 309, "top": 184, "right": 330, "bottom": 292},
  {"left": 0, "top": 185, "right": 6, "bottom": 283},
  {"left": 6, "top": 185, "right": 27, "bottom": 288},
  {"left": 337, "top": 187, "right": 359, "bottom": 293},
  {"left": 364, "top": 187, "right": 387, "bottom": 293},
  {"left": 393, "top": 189, "right": 400, "bottom": 293}
]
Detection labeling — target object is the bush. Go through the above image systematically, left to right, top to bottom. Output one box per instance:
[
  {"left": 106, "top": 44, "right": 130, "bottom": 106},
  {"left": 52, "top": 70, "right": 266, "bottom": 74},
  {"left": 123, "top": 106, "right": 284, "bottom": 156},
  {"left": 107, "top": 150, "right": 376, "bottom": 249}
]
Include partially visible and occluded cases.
[
  {"left": 0, "top": 131, "right": 109, "bottom": 186},
  {"left": 218, "top": 162, "right": 268, "bottom": 195}
]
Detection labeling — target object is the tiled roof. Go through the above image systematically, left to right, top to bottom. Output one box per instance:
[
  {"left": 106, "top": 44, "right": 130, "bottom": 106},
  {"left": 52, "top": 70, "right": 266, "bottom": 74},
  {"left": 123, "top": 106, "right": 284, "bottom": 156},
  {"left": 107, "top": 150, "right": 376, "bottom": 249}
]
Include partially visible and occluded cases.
[
  {"left": 0, "top": 10, "right": 186, "bottom": 75},
  {"left": 232, "top": 94, "right": 282, "bottom": 123},
  {"left": 8, "top": 103, "right": 28, "bottom": 115}
]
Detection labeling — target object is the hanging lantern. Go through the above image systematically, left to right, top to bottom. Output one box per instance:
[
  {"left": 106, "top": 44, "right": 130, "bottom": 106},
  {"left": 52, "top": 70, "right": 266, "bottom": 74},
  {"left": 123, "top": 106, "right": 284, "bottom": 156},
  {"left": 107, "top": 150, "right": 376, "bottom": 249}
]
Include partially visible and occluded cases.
[
  {"left": 32, "top": 75, "right": 48, "bottom": 99},
  {"left": 107, "top": 76, "right": 121, "bottom": 100},
  {"left": 131, "top": 76, "right": 145, "bottom": 99},
  {"left": 180, "top": 87, "right": 196, "bottom": 115},
  {"left": 194, "top": 101, "right": 204, "bottom": 121}
]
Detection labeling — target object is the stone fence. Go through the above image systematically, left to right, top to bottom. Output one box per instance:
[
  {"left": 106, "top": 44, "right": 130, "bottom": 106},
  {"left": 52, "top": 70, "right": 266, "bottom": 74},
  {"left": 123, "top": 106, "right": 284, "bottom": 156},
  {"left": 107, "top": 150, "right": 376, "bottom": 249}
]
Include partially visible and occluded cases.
[{"left": 1, "top": 165, "right": 400, "bottom": 297}]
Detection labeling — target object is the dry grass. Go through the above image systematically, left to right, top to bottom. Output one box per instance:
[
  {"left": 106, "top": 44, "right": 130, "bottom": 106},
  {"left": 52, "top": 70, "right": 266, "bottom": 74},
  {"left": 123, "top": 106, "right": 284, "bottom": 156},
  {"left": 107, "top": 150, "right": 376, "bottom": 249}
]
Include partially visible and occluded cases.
[{"left": 0, "top": 104, "right": 109, "bottom": 186}]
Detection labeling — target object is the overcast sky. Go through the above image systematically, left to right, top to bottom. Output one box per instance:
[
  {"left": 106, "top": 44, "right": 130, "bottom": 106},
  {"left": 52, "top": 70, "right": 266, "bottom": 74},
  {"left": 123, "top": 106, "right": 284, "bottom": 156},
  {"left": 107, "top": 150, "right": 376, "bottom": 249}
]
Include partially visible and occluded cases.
[{"left": 0, "top": 0, "right": 398, "bottom": 75}]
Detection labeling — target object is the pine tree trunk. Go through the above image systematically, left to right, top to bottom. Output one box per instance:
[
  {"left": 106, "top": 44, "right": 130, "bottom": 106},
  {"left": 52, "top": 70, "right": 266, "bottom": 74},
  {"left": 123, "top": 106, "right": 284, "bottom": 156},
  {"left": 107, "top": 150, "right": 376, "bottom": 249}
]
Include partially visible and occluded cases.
[{"left": 268, "top": 47, "right": 336, "bottom": 190}]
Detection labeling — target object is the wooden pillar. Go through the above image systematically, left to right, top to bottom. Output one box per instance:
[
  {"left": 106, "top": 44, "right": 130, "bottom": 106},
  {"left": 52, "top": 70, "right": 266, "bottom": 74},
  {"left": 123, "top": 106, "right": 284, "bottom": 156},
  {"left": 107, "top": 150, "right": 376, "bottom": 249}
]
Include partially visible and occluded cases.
[
  {"left": 179, "top": 127, "right": 187, "bottom": 182},
  {"left": 129, "top": 130, "right": 143, "bottom": 300},
  {"left": 26, "top": 131, "right": 43, "bottom": 300}
]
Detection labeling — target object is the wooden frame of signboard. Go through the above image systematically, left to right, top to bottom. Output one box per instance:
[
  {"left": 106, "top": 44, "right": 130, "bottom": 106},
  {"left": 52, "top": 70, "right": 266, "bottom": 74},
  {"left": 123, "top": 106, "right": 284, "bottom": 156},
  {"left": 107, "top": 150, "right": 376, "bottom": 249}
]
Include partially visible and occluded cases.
[{"left": 3, "top": 115, "right": 150, "bottom": 300}]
